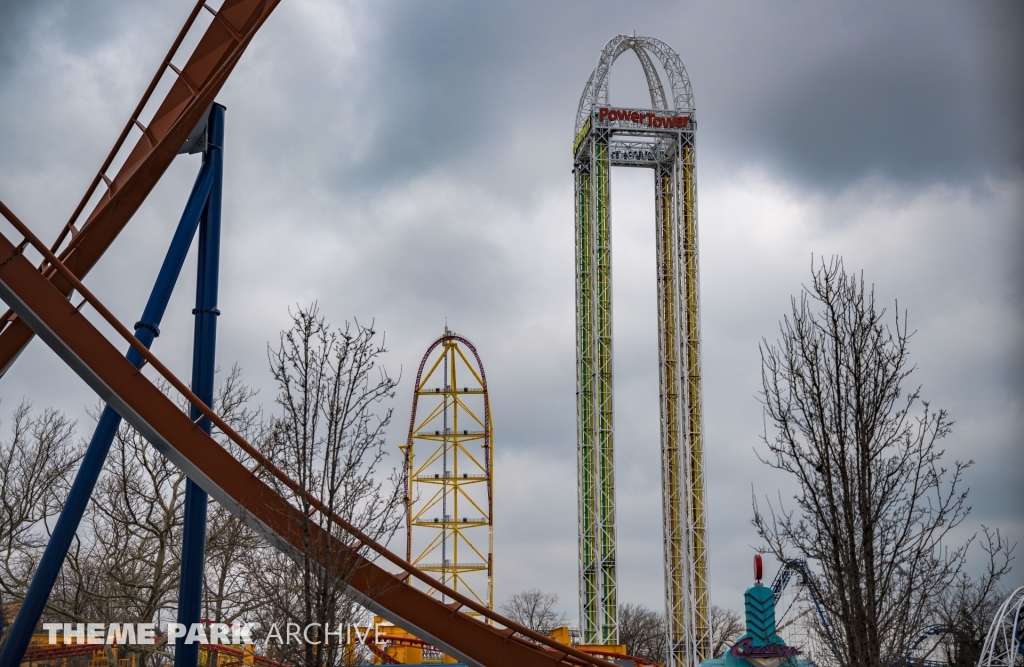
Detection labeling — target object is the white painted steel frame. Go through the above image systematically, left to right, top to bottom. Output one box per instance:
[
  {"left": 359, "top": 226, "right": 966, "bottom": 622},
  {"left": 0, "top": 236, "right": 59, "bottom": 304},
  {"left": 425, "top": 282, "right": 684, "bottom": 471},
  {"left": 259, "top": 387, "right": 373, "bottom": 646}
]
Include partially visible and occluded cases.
[
  {"left": 573, "top": 35, "right": 709, "bottom": 667},
  {"left": 979, "top": 586, "right": 1024, "bottom": 667}
]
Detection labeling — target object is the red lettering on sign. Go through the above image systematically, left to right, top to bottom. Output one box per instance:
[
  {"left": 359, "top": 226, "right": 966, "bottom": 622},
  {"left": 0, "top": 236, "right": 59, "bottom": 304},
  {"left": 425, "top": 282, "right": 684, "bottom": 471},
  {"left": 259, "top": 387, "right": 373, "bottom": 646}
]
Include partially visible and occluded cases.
[{"left": 597, "top": 108, "right": 690, "bottom": 128}]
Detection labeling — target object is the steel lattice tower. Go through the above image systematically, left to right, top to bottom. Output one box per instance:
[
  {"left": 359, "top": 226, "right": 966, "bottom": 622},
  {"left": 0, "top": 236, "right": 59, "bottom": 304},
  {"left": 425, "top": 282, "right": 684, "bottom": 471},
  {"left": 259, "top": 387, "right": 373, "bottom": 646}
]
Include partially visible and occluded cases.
[
  {"left": 573, "top": 35, "right": 709, "bottom": 667},
  {"left": 401, "top": 330, "right": 494, "bottom": 615}
]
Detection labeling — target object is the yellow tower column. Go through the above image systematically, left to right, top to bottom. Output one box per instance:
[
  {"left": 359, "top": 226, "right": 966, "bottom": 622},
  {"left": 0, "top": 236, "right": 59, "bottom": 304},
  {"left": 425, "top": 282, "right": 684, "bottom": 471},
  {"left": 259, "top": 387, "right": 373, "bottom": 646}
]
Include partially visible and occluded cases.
[{"left": 575, "top": 125, "right": 618, "bottom": 646}]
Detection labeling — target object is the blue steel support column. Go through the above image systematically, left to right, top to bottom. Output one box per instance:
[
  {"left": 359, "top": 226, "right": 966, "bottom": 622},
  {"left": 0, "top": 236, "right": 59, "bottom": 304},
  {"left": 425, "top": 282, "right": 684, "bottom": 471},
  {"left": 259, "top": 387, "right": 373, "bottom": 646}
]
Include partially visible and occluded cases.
[
  {"left": 173, "top": 103, "right": 223, "bottom": 667},
  {"left": 0, "top": 137, "right": 216, "bottom": 667}
]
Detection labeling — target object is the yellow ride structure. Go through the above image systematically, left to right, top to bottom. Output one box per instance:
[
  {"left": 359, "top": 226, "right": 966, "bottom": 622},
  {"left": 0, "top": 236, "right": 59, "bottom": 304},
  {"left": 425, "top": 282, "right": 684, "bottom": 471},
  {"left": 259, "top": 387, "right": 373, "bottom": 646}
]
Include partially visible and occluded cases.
[
  {"left": 574, "top": 36, "right": 709, "bottom": 667},
  {"left": 401, "top": 329, "right": 494, "bottom": 615}
]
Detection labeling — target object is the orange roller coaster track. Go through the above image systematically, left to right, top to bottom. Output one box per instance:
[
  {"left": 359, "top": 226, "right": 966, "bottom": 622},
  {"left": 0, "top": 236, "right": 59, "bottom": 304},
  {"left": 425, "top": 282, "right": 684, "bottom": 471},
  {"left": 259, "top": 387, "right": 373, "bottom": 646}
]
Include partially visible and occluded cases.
[{"left": 0, "top": 0, "right": 279, "bottom": 377}]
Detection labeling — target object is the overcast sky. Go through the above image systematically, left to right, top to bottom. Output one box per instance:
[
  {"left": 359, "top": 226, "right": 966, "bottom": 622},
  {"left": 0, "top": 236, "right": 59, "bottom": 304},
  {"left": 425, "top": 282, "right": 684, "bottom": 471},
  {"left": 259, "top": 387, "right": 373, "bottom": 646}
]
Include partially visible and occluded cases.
[{"left": 0, "top": 0, "right": 1021, "bottom": 621}]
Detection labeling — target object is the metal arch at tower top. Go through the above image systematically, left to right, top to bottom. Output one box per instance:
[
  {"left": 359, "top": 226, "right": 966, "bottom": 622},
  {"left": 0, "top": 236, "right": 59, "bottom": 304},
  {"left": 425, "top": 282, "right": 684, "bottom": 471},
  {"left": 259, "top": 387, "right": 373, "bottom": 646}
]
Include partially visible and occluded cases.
[
  {"left": 573, "top": 35, "right": 709, "bottom": 667},
  {"left": 574, "top": 35, "right": 695, "bottom": 136}
]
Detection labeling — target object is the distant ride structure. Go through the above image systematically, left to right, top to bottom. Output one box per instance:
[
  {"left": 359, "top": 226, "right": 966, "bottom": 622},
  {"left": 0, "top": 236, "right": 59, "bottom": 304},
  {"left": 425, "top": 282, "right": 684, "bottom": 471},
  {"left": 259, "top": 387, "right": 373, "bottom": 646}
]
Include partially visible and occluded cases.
[
  {"left": 573, "top": 35, "right": 707, "bottom": 667},
  {"left": 402, "top": 329, "right": 494, "bottom": 615},
  {"left": 699, "top": 555, "right": 800, "bottom": 667},
  {"left": 770, "top": 557, "right": 967, "bottom": 667},
  {"left": 770, "top": 559, "right": 839, "bottom": 666},
  {"left": 979, "top": 586, "right": 1024, "bottom": 667}
]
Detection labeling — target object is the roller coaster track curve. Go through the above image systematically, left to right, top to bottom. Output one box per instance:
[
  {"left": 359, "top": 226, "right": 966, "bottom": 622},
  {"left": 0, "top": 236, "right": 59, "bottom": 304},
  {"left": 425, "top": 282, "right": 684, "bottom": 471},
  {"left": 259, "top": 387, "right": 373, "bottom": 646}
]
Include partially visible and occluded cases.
[{"left": 770, "top": 559, "right": 962, "bottom": 667}]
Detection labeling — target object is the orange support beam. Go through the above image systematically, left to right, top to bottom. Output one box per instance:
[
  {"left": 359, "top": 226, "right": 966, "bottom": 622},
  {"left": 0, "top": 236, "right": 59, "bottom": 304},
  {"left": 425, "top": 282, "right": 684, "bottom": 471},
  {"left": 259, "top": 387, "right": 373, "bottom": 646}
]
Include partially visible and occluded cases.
[{"left": 0, "top": 0, "right": 280, "bottom": 376}]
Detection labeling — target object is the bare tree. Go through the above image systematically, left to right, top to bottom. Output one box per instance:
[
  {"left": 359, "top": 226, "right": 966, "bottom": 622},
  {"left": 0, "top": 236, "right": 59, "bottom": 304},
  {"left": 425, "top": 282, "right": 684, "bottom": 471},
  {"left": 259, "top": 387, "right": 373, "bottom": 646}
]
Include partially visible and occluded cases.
[
  {"left": 753, "top": 258, "right": 1011, "bottom": 667},
  {"left": 251, "top": 305, "right": 403, "bottom": 667},
  {"left": 0, "top": 309, "right": 402, "bottom": 667},
  {"left": 202, "top": 366, "right": 268, "bottom": 627},
  {"left": 53, "top": 370, "right": 267, "bottom": 667},
  {"left": 38, "top": 399, "right": 191, "bottom": 667},
  {"left": 0, "top": 402, "right": 80, "bottom": 620},
  {"left": 85, "top": 420, "right": 186, "bottom": 623},
  {"left": 202, "top": 503, "right": 264, "bottom": 625},
  {"left": 935, "top": 527, "right": 1015, "bottom": 667},
  {"left": 500, "top": 589, "right": 569, "bottom": 635},
  {"left": 618, "top": 603, "right": 666, "bottom": 663},
  {"left": 709, "top": 604, "right": 743, "bottom": 658}
]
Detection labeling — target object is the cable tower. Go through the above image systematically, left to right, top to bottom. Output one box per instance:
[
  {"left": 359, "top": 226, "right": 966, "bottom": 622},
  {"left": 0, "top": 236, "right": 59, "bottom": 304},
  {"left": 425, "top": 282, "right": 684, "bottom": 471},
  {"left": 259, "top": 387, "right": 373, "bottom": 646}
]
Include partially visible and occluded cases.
[
  {"left": 573, "top": 35, "right": 708, "bottom": 667},
  {"left": 402, "top": 329, "right": 494, "bottom": 614}
]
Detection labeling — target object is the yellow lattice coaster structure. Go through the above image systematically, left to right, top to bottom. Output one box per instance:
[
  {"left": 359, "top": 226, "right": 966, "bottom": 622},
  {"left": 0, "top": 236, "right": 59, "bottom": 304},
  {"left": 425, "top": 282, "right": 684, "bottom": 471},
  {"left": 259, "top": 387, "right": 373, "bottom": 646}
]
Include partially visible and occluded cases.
[{"left": 401, "top": 330, "right": 493, "bottom": 615}]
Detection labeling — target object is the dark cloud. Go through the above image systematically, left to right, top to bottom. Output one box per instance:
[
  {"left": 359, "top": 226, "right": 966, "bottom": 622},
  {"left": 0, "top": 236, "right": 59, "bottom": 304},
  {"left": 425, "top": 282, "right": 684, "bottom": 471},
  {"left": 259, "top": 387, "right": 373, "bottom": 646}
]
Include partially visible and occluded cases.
[
  {"left": 341, "top": 2, "right": 1024, "bottom": 191},
  {"left": 0, "top": 3, "right": 35, "bottom": 72},
  {"left": 704, "top": 3, "right": 1024, "bottom": 187}
]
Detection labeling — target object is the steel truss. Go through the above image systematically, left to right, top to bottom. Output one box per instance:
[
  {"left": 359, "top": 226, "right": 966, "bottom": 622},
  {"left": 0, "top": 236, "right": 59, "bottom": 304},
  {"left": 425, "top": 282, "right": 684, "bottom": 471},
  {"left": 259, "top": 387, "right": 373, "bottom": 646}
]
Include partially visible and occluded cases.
[
  {"left": 0, "top": 0, "right": 279, "bottom": 377},
  {"left": 574, "top": 35, "right": 708, "bottom": 667},
  {"left": 402, "top": 331, "right": 494, "bottom": 616},
  {"left": 770, "top": 558, "right": 841, "bottom": 666},
  {"left": 979, "top": 586, "right": 1024, "bottom": 667}
]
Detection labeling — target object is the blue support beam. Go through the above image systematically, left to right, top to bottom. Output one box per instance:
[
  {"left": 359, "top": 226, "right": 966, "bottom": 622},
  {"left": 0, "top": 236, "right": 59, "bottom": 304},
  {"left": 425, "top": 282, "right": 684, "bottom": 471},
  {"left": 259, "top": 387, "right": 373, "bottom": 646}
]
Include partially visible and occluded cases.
[
  {"left": 173, "top": 102, "right": 224, "bottom": 667},
  {"left": 0, "top": 110, "right": 218, "bottom": 667}
]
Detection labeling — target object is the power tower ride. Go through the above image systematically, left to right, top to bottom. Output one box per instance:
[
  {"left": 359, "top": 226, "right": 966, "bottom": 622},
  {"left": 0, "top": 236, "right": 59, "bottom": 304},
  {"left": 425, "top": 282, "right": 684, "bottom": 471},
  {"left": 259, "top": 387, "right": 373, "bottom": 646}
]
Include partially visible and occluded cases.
[
  {"left": 573, "top": 35, "right": 708, "bottom": 667},
  {"left": 402, "top": 330, "right": 494, "bottom": 614}
]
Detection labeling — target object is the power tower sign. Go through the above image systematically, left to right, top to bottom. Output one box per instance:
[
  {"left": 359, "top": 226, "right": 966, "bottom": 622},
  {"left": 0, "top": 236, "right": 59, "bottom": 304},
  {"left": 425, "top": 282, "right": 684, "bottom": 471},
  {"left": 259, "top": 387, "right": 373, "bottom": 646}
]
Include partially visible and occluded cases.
[
  {"left": 573, "top": 35, "right": 709, "bottom": 667},
  {"left": 597, "top": 108, "right": 690, "bottom": 127}
]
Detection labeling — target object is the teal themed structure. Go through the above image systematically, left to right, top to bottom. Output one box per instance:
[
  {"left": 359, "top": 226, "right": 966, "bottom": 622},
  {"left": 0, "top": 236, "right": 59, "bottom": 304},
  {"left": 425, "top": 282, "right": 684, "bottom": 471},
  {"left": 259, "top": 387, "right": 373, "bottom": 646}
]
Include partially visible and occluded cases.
[{"left": 701, "top": 556, "right": 803, "bottom": 667}]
